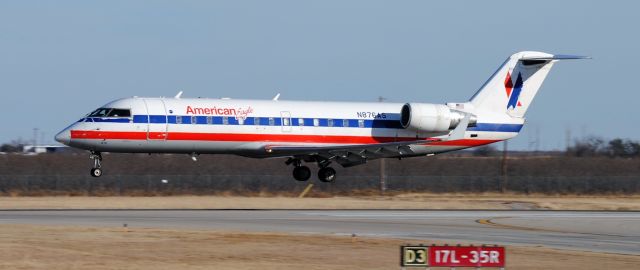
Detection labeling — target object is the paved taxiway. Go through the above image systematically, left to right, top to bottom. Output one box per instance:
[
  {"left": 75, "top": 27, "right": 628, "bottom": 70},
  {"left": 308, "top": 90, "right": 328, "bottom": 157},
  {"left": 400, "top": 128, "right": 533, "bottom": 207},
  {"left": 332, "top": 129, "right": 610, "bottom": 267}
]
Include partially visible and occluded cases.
[{"left": 0, "top": 210, "right": 638, "bottom": 255}]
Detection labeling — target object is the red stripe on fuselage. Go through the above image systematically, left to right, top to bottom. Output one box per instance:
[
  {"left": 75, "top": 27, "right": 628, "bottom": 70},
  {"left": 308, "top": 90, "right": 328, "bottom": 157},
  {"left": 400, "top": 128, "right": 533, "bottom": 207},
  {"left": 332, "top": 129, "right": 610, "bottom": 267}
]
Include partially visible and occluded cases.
[
  {"left": 70, "top": 130, "right": 499, "bottom": 146},
  {"left": 71, "top": 130, "right": 148, "bottom": 140}
]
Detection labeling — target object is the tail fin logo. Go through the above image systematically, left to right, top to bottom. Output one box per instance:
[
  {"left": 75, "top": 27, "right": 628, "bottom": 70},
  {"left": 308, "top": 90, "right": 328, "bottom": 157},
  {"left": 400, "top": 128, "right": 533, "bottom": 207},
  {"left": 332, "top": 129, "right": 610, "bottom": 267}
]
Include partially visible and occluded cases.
[{"left": 505, "top": 71, "right": 523, "bottom": 110}]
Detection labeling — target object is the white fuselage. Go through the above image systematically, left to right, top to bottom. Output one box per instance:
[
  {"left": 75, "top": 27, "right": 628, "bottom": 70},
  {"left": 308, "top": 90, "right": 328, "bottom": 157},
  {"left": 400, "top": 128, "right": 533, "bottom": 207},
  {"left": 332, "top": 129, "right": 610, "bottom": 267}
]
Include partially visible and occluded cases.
[{"left": 55, "top": 97, "right": 522, "bottom": 158}]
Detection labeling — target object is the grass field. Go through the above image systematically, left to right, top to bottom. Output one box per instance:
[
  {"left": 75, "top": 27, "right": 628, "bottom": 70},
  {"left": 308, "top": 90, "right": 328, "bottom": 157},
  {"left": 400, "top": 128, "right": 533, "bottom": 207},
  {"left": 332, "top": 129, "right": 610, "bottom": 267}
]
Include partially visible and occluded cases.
[
  {"left": 1, "top": 193, "right": 639, "bottom": 210},
  {"left": 1, "top": 224, "right": 638, "bottom": 270}
]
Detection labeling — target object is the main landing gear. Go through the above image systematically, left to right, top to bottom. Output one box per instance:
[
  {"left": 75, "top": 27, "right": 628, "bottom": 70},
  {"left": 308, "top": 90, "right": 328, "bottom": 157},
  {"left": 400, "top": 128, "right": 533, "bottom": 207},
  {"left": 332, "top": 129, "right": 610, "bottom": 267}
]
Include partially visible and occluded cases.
[
  {"left": 89, "top": 151, "right": 103, "bottom": 177},
  {"left": 287, "top": 158, "right": 336, "bottom": 183},
  {"left": 293, "top": 165, "right": 311, "bottom": 181},
  {"left": 317, "top": 167, "right": 337, "bottom": 183}
]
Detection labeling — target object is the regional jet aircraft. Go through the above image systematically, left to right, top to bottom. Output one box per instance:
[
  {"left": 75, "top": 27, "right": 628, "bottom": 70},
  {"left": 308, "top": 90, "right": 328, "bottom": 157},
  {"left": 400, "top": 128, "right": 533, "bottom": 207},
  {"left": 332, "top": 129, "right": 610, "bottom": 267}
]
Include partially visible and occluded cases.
[{"left": 55, "top": 51, "right": 587, "bottom": 182}]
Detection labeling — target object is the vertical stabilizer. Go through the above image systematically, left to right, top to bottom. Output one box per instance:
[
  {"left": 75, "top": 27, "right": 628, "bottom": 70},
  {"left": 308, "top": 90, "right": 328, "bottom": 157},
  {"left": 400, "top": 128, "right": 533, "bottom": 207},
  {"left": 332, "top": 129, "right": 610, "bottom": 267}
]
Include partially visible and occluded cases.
[{"left": 469, "top": 51, "right": 588, "bottom": 118}]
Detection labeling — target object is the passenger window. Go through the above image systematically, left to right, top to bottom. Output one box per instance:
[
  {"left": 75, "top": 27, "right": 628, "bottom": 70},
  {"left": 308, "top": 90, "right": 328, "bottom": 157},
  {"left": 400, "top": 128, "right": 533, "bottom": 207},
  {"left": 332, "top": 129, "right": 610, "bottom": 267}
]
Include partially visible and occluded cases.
[
  {"left": 107, "top": 109, "right": 131, "bottom": 117},
  {"left": 176, "top": 116, "right": 182, "bottom": 124},
  {"left": 191, "top": 116, "right": 197, "bottom": 124},
  {"left": 206, "top": 116, "right": 212, "bottom": 124},
  {"left": 223, "top": 116, "right": 229, "bottom": 125},
  {"left": 254, "top": 117, "right": 260, "bottom": 125},
  {"left": 269, "top": 117, "right": 275, "bottom": 126},
  {"left": 238, "top": 118, "right": 244, "bottom": 125},
  {"left": 283, "top": 118, "right": 290, "bottom": 126},
  {"left": 299, "top": 118, "right": 304, "bottom": 126},
  {"left": 313, "top": 119, "right": 319, "bottom": 127},
  {"left": 328, "top": 119, "right": 334, "bottom": 127},
  {"left": 343, "top": 119, "right": 349, "bottom": 127},
  {"left": 358, "top": 119, "right": 365, "bottom": 128}
]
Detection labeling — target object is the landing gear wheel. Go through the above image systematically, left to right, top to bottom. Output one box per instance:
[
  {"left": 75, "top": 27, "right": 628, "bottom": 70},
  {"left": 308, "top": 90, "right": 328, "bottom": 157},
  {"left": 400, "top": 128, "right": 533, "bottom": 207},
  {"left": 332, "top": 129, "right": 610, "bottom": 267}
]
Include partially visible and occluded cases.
[
  {"left": 89, "top": 151, "right": 103, "bottom": 178},
  {"left": 293, "top": 166, "right": 311, "bottom": 181},
  {"left": 318, "top": 167, "right": 337, "bottom": 183},
  {"left": 90, "top": 168, "right": 103, "bottom": 178}
]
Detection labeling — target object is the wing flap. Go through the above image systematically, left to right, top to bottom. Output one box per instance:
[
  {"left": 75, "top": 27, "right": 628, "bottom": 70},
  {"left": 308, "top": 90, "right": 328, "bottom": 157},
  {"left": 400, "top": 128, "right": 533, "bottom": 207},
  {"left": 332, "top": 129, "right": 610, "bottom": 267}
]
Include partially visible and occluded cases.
[{"left": 264, "top": 138, "right": 440, "bottom": 156}]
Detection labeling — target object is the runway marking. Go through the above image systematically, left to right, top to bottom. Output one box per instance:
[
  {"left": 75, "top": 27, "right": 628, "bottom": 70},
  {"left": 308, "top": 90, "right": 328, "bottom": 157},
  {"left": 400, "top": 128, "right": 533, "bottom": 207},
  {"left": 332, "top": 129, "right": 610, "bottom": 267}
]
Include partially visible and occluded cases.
[
  {"left": 476, "top": 217, "right": 629, "bottom": 238},
  {"left": 477, "top": 217, "right": 558, "bottom": 233}
]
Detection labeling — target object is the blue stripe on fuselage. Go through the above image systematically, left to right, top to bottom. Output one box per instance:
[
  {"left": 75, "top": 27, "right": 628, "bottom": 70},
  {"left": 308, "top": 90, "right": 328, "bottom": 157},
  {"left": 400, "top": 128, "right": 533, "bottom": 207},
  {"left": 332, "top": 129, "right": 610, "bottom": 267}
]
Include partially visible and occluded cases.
[
  {"left": 108, "top": 114, "right": 524, "bottom": 132},
  {"left": 469, "top": 123, "right": 523, "bottom": 133}
]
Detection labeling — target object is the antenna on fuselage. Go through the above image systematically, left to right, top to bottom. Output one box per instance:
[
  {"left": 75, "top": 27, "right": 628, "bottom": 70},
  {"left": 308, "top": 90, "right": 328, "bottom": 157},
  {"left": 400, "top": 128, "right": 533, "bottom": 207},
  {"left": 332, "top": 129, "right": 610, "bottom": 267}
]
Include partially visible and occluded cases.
[
  {"left": 175, "top": 91, "right": 183, "bottom": 99},
  {"left": 272, "top": 93, "right": 281, "bottom": 101}
]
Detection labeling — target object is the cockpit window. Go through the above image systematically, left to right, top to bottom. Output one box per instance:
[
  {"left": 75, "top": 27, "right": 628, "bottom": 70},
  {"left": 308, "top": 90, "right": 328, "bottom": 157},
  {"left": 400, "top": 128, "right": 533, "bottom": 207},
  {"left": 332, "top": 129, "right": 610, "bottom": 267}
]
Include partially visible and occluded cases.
[
  {"left": 87, "top": 108, "right": 131, "bottom": 117},
  {"left": 88, "top": 108, "right": 112, "bottom": 117},
  {"left": 108, "top": 109, "right": 131, "bottom": 117}
]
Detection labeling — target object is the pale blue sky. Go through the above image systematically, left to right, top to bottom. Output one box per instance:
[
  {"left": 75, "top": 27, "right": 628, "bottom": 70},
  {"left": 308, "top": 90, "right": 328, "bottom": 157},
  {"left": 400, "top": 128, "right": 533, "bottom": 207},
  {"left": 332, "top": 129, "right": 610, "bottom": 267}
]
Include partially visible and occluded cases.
[{"left": 1, "top": 1, "right": 637, "bottom": 150}]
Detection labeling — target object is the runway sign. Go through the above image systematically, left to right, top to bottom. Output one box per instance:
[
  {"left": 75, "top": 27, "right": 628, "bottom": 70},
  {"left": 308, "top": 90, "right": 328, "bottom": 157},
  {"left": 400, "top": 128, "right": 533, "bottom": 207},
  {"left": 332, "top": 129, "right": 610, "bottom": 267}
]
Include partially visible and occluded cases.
[
  {"left": 401, "top": 245, "right": 505, "bottom": 268},
  {"left": 400, "top": 246, "right": 428, "bottom": 267},
  {"left": 430, "top": 246, "right": 505, "bottom": 267}
]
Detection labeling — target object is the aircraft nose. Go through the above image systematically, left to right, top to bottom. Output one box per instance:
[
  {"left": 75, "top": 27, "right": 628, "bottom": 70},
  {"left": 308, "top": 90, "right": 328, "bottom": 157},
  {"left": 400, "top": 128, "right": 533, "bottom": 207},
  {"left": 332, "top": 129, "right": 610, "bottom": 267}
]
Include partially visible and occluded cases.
[{"left": 55, "top": 129, "right": 71, "bottom": 145}]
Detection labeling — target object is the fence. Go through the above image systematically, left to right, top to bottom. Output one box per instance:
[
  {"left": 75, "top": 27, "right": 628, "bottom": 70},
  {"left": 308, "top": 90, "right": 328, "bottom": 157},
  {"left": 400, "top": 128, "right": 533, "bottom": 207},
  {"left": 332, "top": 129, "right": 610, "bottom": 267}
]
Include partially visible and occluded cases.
[{"left": 1, "top": 174, "right": 638, "bottom": 195}]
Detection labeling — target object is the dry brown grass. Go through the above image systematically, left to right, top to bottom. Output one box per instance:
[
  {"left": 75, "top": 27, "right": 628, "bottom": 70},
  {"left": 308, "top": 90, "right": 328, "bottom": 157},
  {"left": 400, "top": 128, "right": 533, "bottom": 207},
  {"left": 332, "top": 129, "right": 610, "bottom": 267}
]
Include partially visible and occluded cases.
[
  {"left": 1, "top": 193, "right": 640, "bottom": 210},
  {"left": 0, "top": 224, "right": 638, "bottom": 270}
]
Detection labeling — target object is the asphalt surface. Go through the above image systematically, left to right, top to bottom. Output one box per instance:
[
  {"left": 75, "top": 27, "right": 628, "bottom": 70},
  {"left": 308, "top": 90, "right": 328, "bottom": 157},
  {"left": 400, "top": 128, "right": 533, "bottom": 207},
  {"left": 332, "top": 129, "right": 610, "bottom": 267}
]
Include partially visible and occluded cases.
[{"left": 0, "top": 210, "right": 638, "bottom": 255}]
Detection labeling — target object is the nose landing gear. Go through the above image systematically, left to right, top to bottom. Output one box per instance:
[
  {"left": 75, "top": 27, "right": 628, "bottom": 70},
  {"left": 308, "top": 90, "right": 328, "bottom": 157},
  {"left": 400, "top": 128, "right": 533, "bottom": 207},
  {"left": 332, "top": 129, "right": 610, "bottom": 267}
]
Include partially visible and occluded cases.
[{"left": 89, "top": 151, "right": 103, "bottom": 177}]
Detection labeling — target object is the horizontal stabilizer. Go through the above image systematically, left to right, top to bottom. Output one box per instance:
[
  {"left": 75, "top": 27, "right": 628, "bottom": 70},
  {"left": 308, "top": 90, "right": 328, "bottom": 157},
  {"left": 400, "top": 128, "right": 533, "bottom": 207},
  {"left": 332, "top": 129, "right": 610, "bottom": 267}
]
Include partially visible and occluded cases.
[{"left": 521, "top": 54, "right": 591, "bottom": 60}]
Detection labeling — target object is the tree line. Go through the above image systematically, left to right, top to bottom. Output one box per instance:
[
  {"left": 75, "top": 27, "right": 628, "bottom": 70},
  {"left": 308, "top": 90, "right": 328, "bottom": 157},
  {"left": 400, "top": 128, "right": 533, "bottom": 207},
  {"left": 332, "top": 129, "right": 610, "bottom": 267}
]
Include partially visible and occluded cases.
[{"left": 471, "top": 137, "right": 640, "bottom": 158}]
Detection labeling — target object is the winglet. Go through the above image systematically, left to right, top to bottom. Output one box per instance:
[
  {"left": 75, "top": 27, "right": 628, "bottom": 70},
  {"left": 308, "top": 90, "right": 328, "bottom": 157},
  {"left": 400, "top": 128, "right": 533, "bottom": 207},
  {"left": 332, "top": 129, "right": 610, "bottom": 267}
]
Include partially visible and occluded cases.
[
  {"left": 175, "top": 91, "right": 183, "bottom": 99},
  {"left": 272, "top": 93, "right": 281, "bottom": 101},
  {"left": 448, "top": 113, "right": 470, "bottom": 140}
]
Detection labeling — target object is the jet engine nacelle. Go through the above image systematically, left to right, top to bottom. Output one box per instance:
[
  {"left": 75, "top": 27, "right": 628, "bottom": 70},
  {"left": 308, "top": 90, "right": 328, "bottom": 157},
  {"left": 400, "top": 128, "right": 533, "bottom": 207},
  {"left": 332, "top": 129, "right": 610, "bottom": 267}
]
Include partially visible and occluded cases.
[{"left": 400, "top": 103, "right": 477, "bottom": 132}]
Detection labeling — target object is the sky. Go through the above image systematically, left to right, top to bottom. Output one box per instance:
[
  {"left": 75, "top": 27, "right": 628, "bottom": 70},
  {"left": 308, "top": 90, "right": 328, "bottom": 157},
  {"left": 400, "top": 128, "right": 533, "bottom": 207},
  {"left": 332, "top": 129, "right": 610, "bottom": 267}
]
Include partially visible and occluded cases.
[{"left": 1, "top": 1, "right": 638, "bottom": 150}]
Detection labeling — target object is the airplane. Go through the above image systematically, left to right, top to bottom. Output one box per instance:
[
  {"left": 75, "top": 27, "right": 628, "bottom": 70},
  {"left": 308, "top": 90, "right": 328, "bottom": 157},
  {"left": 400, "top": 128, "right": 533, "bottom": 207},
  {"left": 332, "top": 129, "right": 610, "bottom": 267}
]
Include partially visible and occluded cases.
[{"left": 55, "top": 51, "right": 588, "bottom": 182}]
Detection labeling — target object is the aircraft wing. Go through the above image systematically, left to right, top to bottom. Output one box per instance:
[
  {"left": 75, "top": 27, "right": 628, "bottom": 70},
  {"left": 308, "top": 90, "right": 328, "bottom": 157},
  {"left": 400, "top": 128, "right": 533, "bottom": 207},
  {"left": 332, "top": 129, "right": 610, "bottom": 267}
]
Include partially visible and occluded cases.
[
  {"left": 265, "top": 113, "right": 471, "bottom": 167},
  {"left": 264, "top": 138, "right": 441, "bottom": 167},
  {"left": 265, "top": 138, "right": 441, "bottom": 153}
]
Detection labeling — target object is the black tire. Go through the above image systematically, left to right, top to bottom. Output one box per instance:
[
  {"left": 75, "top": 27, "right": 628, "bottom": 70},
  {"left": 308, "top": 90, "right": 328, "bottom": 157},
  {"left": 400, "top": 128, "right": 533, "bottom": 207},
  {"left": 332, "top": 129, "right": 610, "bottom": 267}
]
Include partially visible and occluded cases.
[
  {"left": 292, "top": 166, "right": 311, "bottom": 181},
  {"left": 318, "top": 167, "right": 337, "bottom": 183},
  {"left": 90, "top": 168, "right": 103, "bottom": 178}
]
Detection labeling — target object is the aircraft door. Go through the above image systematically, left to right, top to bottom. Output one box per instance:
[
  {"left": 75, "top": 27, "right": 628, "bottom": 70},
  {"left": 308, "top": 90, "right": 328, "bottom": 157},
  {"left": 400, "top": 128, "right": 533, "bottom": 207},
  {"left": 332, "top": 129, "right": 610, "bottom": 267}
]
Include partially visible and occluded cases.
[
  {"left": 143, "top": 99, "right": 168, "bottom": 140},
  {"left": 281, "top": 111, "right": 292, "bottom": 132}
]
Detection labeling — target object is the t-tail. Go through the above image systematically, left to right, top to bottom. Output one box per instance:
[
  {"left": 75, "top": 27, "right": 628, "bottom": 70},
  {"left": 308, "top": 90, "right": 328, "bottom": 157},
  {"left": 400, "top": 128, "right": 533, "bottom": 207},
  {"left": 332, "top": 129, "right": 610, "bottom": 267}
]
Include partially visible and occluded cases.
[{"left": 469, "top": 51, "right": 589, "bottom": 118}]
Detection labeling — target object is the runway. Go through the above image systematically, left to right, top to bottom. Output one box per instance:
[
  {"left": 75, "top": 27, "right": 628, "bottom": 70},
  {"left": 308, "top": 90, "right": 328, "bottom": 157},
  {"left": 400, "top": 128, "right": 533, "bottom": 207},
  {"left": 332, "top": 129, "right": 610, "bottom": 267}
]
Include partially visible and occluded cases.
[{"left": 0, "top": 210, "right": 638, "bottom": 255}]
